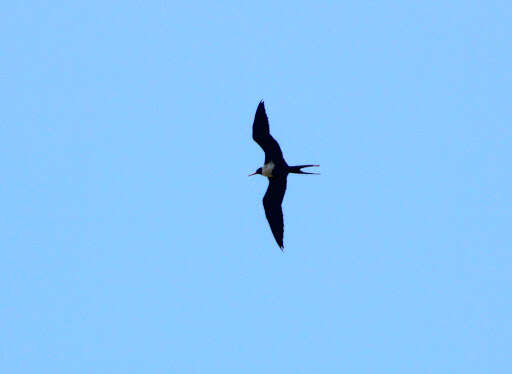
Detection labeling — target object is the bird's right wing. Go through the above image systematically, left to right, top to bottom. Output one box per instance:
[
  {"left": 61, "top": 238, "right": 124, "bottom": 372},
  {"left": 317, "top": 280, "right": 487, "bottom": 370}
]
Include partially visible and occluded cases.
[
  {"left": 252, "top": 101, "right": 284, "bottom": 163},
  {"left": 262, "top": 176, "right": 287, "bottom": 249}
]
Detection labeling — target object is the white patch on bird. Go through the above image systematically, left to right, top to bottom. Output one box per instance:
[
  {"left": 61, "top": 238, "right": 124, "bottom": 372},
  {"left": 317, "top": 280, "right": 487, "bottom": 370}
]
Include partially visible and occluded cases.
[{"left": 262, "top": 161, "right": 275, "bottom": 177}]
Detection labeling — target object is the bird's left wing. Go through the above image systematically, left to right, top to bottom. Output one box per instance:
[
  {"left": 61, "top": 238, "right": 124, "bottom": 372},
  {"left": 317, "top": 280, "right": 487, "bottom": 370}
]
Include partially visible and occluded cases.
[
  {"left": 252, "top": 101, "right": 284, "bottom": 163},
  {"left": 262, "top": 176, "right": 287, "bottom": 249}
]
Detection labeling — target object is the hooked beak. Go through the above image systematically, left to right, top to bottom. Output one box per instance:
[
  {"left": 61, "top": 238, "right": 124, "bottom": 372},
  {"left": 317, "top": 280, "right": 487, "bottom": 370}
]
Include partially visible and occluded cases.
[{"left": 248, "top": 172, "right": 257, "bottom": 176}]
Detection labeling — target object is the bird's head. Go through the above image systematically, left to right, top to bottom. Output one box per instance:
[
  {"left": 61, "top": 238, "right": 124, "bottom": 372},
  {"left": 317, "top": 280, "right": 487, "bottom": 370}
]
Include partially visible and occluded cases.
[{"left": 249, "top": 167, "right": 262, "bottom": 177}]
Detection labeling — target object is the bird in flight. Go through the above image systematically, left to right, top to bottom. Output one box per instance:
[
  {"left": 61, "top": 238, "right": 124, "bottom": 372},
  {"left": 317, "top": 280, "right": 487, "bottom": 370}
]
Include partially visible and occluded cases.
[{"left": 249, "top": 101, "right": 319, "bottom": 250}]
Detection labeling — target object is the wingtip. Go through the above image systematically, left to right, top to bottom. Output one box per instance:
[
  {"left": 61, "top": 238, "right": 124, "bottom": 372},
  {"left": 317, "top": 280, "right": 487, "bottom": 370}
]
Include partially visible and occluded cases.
[{"left": 256, "top": 100, "right": 266, "bottom": 113}]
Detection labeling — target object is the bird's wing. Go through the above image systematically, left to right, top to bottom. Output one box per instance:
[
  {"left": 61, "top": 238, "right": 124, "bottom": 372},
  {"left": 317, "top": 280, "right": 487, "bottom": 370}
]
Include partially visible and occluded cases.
[
  {"left": 252, "top": 101, "right": 284, "bottom": 164},
  {"left": 262, "top": 176, "right": 287, "bottom": 249}
]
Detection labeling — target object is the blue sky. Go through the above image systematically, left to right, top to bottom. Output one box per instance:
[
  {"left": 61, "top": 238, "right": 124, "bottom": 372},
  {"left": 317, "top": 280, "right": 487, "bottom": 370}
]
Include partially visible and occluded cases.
[{"left": 1, "top": 1, "right": 511, "bottom": 373}]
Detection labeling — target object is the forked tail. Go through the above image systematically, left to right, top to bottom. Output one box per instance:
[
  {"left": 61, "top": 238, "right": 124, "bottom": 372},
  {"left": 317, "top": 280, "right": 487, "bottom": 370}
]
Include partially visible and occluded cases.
[{"left": 288, "top": 164, "right": 320, "bottom": 175}]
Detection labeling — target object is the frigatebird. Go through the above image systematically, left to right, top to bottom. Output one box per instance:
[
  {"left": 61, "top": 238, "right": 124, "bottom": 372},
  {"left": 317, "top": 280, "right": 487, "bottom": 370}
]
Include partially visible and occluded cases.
[{"left": 249, "top": 101, "right": 319, "bottom": 249}]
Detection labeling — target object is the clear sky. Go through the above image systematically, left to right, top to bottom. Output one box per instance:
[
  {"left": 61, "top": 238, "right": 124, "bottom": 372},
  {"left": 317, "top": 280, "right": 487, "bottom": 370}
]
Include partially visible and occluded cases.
[{"left": 2, "top": 1, "right": 511, "bottom": 373}]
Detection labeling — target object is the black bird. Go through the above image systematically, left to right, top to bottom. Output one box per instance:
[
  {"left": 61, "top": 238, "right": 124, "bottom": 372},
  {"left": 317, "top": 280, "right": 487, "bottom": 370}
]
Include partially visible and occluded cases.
[{"left": 249, "top": 101, "right": 319, "bottom": 249}]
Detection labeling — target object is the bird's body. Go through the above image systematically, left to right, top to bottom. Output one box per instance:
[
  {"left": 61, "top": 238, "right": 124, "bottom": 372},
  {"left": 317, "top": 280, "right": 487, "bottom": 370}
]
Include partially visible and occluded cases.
[
  {"left": 250, "top": 101, "right": 319, "bottom": 250},
  {"left": 261, "top": 161, "right": 276, "bottom": 177}
]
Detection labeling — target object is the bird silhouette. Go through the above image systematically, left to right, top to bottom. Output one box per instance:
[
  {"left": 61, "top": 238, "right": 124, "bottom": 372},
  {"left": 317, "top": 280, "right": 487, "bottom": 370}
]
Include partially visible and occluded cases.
[{"left": 249, "top": 101, "right": 319, "bottom": 249}]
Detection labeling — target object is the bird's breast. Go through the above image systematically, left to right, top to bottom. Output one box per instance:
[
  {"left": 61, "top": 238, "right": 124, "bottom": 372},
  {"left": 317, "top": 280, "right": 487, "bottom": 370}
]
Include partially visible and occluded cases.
[{"left": 262, "top": 161, "right": 275, "bottom": 177}]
